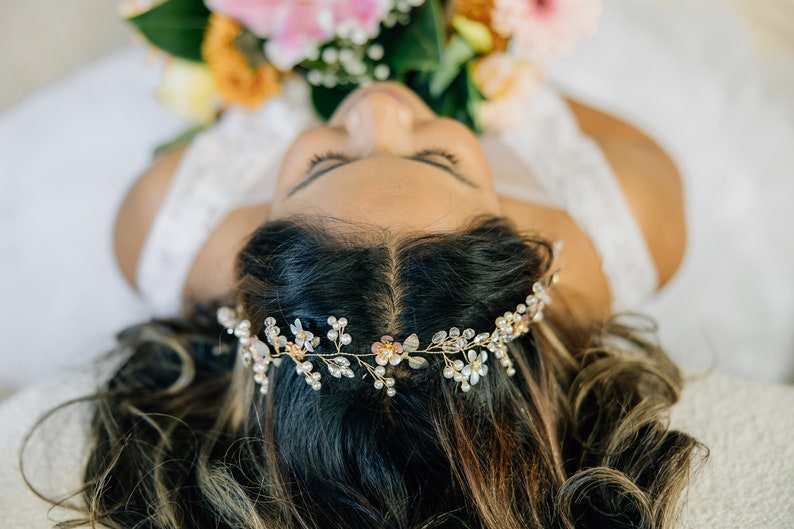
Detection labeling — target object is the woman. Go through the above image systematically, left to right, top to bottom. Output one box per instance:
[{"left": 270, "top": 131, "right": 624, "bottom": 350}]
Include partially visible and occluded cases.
[
  {"left": 1, "top": 27, "right": 792, "bottom": 529},
  {"left": 92, "top": 76, "right": 698, "bottom": 528},
  {"left": 21, "top": 77, "right": 693, "bottom": 526}
]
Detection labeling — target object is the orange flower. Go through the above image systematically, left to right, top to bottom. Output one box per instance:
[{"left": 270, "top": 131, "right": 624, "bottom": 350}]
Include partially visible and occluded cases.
[
  {"left": 454, "top": 0, "right": 508, "bottom": 51},
  {"left": 202, "top": 14, "right": 281, "bottom": 109}
]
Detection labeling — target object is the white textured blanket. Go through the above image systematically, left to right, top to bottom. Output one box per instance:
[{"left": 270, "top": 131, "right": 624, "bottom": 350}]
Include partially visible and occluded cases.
[
  {"left": 1, "top": 368, "right": 791, "bottom": 527},
  {"left": 671, "top": 373, "right": 794, "bottom": 527}
]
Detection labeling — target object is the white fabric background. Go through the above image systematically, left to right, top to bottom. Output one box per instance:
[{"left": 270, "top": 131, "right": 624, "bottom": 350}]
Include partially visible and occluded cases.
[
  {"left": 1, "top": 0, "right": 793, "bottom": 395},
  {"left": 549, "top": 0, "right": 794, "bottom": 382},
  {"left": 0, "top": 50, "right": 180, "bottom": 393}
]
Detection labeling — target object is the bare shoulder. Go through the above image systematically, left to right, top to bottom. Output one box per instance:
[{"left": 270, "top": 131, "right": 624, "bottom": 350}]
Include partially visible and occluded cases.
[
  {"left": 565, "top": 98, "right": 686, "bottom": 288},
  {"left": 114, "top": 146, "right": 187, "bottom": 288}
]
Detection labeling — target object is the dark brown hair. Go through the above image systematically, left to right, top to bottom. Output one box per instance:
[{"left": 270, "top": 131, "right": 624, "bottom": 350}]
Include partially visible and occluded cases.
[{"left": 71, "top": 216, "right": 700, "bottom": 529}]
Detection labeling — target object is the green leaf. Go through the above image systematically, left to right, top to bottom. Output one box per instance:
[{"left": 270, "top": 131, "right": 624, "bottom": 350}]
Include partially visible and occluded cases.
[
  {"left": 127, "top": 0, "right": 211, "bottom": 62},
  {"left": 386, "top": 0, "right": 444, "bottom": 73},
  {"left": 452, "top": 15, "right": 493, "bottom": 53},
  {"left": 429, "top": 36, "right": 476, "bottom": 97},
  {"left": 402, "top": 67, "right": 481, "bottom": 132},
  {"left": 465, "top": 68, "right": 485, "bottom": 133},
  {"left": 310, "top": 83, "right": 358, "bottom": 121},
  {"left": 153, "top": 124, "right": 207, "bottom": 157}
]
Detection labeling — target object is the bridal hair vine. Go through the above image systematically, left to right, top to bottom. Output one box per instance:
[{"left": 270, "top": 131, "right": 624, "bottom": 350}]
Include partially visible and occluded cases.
[{"left": 218, "top": 245, "right": 561, "bottom": 397}]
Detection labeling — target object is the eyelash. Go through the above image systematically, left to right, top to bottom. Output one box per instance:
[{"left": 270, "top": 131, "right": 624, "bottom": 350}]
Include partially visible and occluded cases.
[
  {"left": 307, "top": 148, "right": 460, "bottom": 172},
  {"left": 413, "top": 148, "right": 460, "bottom": 167},
  {"left": 308, "top": 151, "right": 348, "bottom": 167}
]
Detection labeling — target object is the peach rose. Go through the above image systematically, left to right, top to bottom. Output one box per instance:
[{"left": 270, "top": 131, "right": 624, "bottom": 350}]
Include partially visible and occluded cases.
[{"left": 472, "top": 53, "right": 541, "bottom": 132}]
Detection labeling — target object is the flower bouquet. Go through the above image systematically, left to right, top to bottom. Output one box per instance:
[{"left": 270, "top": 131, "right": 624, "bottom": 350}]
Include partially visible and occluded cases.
[{"left": 122, "top": 0, "right": 601, "bottom": 134}]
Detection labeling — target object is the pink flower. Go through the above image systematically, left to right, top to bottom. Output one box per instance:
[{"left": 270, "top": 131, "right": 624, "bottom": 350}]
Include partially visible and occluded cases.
[
  {"left": 205, "top": 0, "right": 389, "bottom": 70},
  {"left": 332, "top": 0, "right": 386, "bottom": 38},
  {"left": 491, "top": 0, "right": 602, "bottom": 61},
  {"left": 472, "top": 53, "right": 541, "bottom": 132},
  {"left": 371, "top": 336, "right": 404, "bottom": 366}
]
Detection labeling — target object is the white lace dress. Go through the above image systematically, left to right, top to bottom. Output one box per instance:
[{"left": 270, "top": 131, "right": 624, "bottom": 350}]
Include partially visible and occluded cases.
[{"left": 136, "top": 81, "right": 657, "bottom": 317}]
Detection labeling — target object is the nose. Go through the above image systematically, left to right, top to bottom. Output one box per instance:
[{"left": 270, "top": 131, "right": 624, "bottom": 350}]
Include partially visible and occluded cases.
[{"left": 342, "top": 92, "right": 415, "bottom": 156}]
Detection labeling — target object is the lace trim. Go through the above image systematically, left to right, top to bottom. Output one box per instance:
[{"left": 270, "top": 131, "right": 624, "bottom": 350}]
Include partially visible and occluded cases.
[
  {"left": 137, "top": 82, "right": 317, "bottom": 316},
  {"left": 500, "top": 87, "right": 658, "bottom": 309}
]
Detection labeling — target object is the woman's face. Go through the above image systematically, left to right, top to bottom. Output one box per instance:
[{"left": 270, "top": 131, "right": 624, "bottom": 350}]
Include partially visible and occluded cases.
[{"left": 270, "top": 82, "right": 502, "bottom": 233}]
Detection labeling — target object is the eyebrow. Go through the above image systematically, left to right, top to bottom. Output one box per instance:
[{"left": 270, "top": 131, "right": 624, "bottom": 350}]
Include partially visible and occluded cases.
[{"left": 286, "top": 156, "right": 479, "bottom": 197}]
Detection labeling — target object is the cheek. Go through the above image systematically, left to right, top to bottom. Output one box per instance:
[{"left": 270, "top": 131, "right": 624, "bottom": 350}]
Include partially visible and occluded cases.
[
  {"left": 273, "top": 149, "right": 307, "bottom": 197},
  {"left": 468, "top": 152, "right": 496, "bottom": 191}
]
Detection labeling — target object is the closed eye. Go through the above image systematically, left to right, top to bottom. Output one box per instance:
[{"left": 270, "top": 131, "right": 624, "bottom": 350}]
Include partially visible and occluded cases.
[
  {"left": 289, "top": 148, "right": 476, "bottom": 197},
  {"left": 306, "top": 148, "right": 459, "bottom": 177},
  {"left": 410, "top": 148, "right": 460, "bottom": 172},
  {"left": 306, "top": 151, "right": 350, "bottom": 177}
]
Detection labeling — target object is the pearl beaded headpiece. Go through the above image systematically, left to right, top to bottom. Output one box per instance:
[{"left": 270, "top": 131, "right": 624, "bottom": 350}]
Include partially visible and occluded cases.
[{"left": 218, "top": 248, "right": 560, "bottom": 397}]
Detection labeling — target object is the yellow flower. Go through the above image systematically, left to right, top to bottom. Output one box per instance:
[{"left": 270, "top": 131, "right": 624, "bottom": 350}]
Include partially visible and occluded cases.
[
  {"left": 454, "top": 0, "right": 508, "bottom": 51},
  {"left": 202, "top": 14, "right": 282, "bottom": 109},
  {"left": 452, "top": 15, "right": 493, "bottom": 54},
  {"left": 157, "top": 59, "right": 220, "bottom": 125}
]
